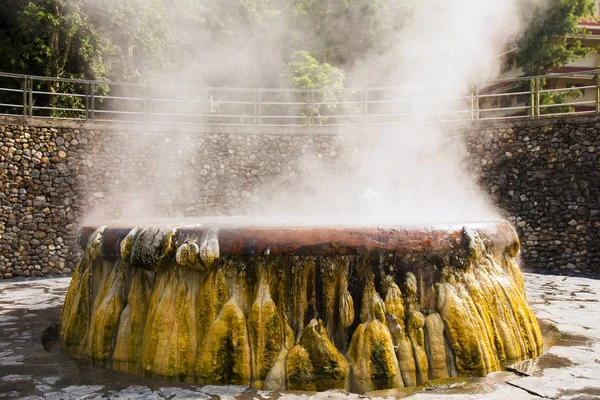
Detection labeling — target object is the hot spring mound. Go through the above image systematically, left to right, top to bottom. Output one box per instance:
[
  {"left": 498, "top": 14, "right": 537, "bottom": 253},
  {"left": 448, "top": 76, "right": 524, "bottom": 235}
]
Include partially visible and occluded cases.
[{"left": 60, "top": 220, "right": 542, "bottom": 393}]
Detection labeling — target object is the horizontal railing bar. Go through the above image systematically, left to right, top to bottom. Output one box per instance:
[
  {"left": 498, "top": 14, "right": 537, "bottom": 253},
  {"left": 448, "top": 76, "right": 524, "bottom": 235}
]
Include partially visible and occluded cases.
[
  {"left": 538, "top": 86, "right": 591, "bottom": 94},
  {"left": 0, "top": 87, "right": 24, "bottom": 93},
  {"left": 31, "top": 90, "right": 87, "bottom": 98},
  {"left": 478, "top": 91, "right": 531, "bottom": 98},
  {"left": 95, "top": 95, "right": 144, "bottom": 101},
  {"left": 418, "top": 95, "right": 473, "bottom": 102},
  {"left": 149, "top": 98, "right": 205, "bottom": 104},
  {"left": 366, "top": 99, "right": 412, "bottom": 104},
  {"left": 209, "top": 100, "right": 254, "bottom": 105},
  {"left": 540, "top": 100, "right": 596, "bottom": 108},
  {"left": 312, "top": 101, "right": 362, "bottom": 105},
  {"left": 259, "top": 102, "right": 306, "bottom": 106},
  {"left": 0, "top": 103, "right": 24, "bottom": 108},
  {"left": 480, "top": 105, "right": 531, "bottom": 112},
  {"left": 32, "top": 106, "right": 86, "bottom": 112},
  {"left": 94, "top": 109, "right": 145, "bottom": 115},
  {"left": 420, "top": 109, "right": 472, "bottom": 116},
  {"left": 542, "top": 110, "right": 596, "bottom": 117},
  {"left": 150, "top": 111, "right": 205, "bottom": 117},
  {"left": 367, "top": 113, "right": 413, "bottom": 118},
  {"left": 202, "top": 114, "right": 254, "bottom": 119},
  {"left": 31, "top": 115, "right": 87, "bottom": 120},
  {"left": 261, "top": 115, "right": 308, "bottom": 119},
  {"left": 313, "top": 115, "right": 363, "bottom": 119},
  {"left": 479, "top": 115, "right": 529, "bottom": 121},
  {"left": 91, "top": 118, "right": 141, "bottom": 122},
  {"left": 260, "top": 123, "right": 307, "bottom": 127}
]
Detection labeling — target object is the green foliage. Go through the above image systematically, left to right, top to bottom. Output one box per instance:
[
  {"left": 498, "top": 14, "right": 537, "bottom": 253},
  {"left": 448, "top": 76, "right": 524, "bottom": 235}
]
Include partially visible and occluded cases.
[
  {"left": 0, "top": 0, "right": 172, "bottom": 115},
  {"left": 0, "top": 0, "right": 171, "bottom": 82},
  {"left": 86, "top": 0, "right": 172, "bottom": 83},
  {"left": 288, "top": 0, "right": 405, "bottom": 66},
  {"left": 517, "top": 0, "right": 597, "bottom": 75},
  {"left": 284, "top": 50, "right": 352, "bottom": 123},
  {"left": 287, "top": 51, "right": 345, "bottom": 90},
  {"left": 539, "top": 82, "right": 583, "bottom": 114}
]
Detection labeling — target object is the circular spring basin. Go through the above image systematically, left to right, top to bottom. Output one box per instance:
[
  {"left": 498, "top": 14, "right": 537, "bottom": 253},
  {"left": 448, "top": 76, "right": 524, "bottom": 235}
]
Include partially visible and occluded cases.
[{"left": 60, "top": 219, "right": 542, "bottom": 393}]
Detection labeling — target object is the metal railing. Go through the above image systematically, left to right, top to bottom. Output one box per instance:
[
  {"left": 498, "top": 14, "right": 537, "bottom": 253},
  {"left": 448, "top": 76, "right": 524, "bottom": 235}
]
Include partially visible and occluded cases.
[{"left": 1, "top": 69, "right": 599, "bottom": 127}]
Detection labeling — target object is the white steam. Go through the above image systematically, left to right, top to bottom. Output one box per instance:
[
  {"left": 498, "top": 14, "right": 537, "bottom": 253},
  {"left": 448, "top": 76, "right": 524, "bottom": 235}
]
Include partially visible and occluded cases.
[
  {"left": 85, "top": 0, "right": 533, "bottom": 226},
  {"left": 250, "top": 0, "right": 526, "bottom": 224}
]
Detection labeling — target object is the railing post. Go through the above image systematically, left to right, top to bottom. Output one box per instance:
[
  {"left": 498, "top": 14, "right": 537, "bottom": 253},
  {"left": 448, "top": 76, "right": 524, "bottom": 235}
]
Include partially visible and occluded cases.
[
  {"left": 596, "top": 70, "right": 600, "bottom": 114},
  {"left": 22, "top": 77, "right": 27, "bottom": 117},
  {"left": 28, "top": 78, "right": 33, "bottom": 117},
  {"left": 536, "top": 78, "right": 541, "bottom": 117},
  {"left": 530, "top": 79, "right": 535, "bottom": 118},
  {"left": 85, "top": 82, "right": 90, "bottom": 120},
  {"left": 90, "top": 83, "right": 95, "bottom": 121},
  {"left": 473, "top": 84, "right": 480, "bottom": 121},
  {"left": 143, "top": 85, "right": 150, "bottom": 123},
  {"left": 364, "top": 88, "right": 369, "bottom": 125},
  {"left": 201, "top": 89, "right": 207, "bottom": 126},
  {"left": 253, "top": 89, "right": 258, "bottom": 126},
  {"left": 360, "top": 89, "right": 365, "bottom": 125},
  {"left": 471, "top": 89, "right": 475, "bottom": 121},
  {"left": 257, "top": 90, "right": 262, "bottom": 126},
  {"left": 307, "top": 90, "right": 314, "bottom": 126},
  {"left": 412, "top": 99, "right": 419, "bottom": 123}
]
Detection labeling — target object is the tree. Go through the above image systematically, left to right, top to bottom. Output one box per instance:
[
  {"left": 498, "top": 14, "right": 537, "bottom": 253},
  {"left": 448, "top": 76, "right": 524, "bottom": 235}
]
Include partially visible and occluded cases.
[
  {"left": 0, "top": 0, "right": 170, "bottom": 82},
  {"left": 0, "top": 0, "right": 172, "bottom": 116},
  {"left": 85, "top": 0, "right": 172, "bottom": 83},
  {"left": 160, "top": 0, "right": 286, "bottom": 87},
  {"left": 288, "top": 0, "right": 407, "bottom": 68},
  {"left": 513, "top": 0, "right": 596, "bottom": 114},
  {"left": 516, "top": 0, "right": 596, "bottom": 76},
  {"left": 284, "top": 50, "right": 349, "bottom": 123}
]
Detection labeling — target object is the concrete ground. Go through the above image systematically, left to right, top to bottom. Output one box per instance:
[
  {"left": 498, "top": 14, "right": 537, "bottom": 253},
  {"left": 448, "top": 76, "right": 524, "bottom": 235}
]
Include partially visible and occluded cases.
[{"left": 0, "top": 272, "right": 599, "bottom": 400}]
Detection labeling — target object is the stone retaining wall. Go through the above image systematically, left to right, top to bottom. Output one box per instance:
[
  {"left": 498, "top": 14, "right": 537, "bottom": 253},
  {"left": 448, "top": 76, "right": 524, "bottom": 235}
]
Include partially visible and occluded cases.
[
  {"left": 0, "top": 115, "right": 598, "bottom": 278},
  {"left": 465, "top": 117, "right": 599, "bottom": 273}
]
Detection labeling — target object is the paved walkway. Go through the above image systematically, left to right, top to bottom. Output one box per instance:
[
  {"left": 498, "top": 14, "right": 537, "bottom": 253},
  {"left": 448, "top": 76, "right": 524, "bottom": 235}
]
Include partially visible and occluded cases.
[{"left": 0, "top": 273, "right": 599, "bottom": 400}]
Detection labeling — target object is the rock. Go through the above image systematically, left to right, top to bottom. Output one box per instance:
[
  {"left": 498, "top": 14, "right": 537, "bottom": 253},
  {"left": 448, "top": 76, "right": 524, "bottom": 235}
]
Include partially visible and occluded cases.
[
  {"left": 33, "top": 196, "right": 46, "bottom": 207},
  {"left": 286, "top": 319, "right": 349, "bottom": 391}
]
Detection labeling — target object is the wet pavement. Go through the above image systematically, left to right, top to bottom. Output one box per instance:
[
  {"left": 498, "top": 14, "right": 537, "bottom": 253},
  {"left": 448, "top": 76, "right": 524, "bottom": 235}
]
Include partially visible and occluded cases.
[{"left": 0, "top": 273, "right": 599, "bottom": 400}]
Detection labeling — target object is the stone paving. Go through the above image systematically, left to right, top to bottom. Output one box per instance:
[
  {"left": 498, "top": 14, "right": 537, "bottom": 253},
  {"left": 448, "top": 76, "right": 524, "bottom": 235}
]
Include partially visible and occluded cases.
[{"left": 0, "top": 273, "right": 599, "bottom": 400}]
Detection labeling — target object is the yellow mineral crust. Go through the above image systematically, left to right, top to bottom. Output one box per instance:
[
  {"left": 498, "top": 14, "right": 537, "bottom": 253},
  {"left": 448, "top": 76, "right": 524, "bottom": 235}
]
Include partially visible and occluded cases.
[
  {"left": 60, "top": 223, "right": 543, "bottom": 393},
  {"left": 59, "top": 260, "right": 92, "bottom": 357},
  {"left": 85, "top": 263, "right": 124, "bottom": 366},
  {"left": 112, "top": 269, "right": 152, "bottom": 374},
  {"left": 195, "top": 269, "right": 229, "bottom": 361},
  {"left": 248, "top": 270, "right": 283, "bottom": 389},
  {"left": 340, "top": 275, "right": 355, "bottom": 330},
  {"left": 436, "top": 280, "right": 487, "bottom": 376},
  {"left": 384, "top": 281, "right": 405, "bottom": 333},
  {"left": 348, "top": 286, "right": 403, "bottom": 393},
  {"left": 198, "top": 297, "right": 251, "bottom": 385},
  {"left": 407, "top": 311, "right": 429, "bottom": 384},
  {"left": 424, "top": 313, "right": 449, "bottom": 380},
  {"left": 386, "top": 314, "right": 417, "bottom": 387},
  {"left": 286, "top": 319, "right": 349, "bottom": 391}
]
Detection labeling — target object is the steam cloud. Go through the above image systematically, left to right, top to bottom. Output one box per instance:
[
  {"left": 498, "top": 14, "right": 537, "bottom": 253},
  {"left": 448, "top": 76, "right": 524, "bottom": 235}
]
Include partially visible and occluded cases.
[{"left": 84, "top": 0, "right": 534, "bottom": 226}]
